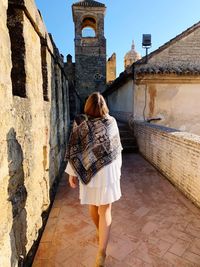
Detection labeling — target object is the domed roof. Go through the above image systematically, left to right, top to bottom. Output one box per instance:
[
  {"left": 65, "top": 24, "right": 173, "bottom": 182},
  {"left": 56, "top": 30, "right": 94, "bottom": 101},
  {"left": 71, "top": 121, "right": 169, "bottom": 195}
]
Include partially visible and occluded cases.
[
  {"left": 73, "top": 0, "right": 105, "bottom": 7},
  {"left": 124, "top": 41, "right": 141, "bottom": 69}
]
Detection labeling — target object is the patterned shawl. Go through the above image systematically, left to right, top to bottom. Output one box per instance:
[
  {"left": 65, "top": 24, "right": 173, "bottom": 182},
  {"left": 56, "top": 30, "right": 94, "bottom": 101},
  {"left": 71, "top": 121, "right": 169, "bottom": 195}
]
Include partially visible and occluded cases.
[{"left": 65, "top": 114, "right": 122, "bottom": 185}]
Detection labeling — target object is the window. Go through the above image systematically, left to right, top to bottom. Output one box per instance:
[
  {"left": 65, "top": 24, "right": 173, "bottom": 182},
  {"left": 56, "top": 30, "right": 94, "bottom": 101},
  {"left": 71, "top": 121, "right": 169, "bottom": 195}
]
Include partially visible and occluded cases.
[
  {"left": 7, "top": 6, "right": 26, "bottom": 98},
  {"left": 81, "top": 16, "right": 96, "bottom": 37},
  {"left": 82, "top": 27, "right": 96, "bottom": 37},
  {"left": 40, "top": 39, "right": 49, "bottom": 101},
  {"left": 94, "top": 73, "right": 103, "bottom": 81}
]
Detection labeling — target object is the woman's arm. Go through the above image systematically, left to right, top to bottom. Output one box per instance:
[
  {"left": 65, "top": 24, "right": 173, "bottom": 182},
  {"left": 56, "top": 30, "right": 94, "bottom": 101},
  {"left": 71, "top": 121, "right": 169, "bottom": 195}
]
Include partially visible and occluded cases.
[{"left": 65, "top": 161, "right": 78, "bottom": 189}]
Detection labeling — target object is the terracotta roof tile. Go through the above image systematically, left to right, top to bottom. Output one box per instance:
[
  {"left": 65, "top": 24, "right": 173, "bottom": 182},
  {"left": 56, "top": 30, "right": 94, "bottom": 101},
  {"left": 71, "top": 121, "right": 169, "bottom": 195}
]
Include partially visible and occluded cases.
[
  {"left": 103, "top": 63, "right": 200, "bottom": 96},
  {"left": 135, "top": 64, "right": 200, "bottom": 75}
]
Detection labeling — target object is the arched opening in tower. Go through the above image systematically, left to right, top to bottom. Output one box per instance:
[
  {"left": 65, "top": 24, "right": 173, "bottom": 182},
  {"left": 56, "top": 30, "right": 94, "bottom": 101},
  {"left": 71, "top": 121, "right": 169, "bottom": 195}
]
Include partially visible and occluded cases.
[{"left": 81, "top": 17, "right": 96, "bottom": 37}]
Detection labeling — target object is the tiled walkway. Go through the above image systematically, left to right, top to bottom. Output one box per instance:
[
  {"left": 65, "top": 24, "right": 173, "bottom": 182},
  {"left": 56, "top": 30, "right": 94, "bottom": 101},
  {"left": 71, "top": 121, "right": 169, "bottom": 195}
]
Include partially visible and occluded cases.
[{"left": 33, "top": 153, "right": 200, "bottom": 267}]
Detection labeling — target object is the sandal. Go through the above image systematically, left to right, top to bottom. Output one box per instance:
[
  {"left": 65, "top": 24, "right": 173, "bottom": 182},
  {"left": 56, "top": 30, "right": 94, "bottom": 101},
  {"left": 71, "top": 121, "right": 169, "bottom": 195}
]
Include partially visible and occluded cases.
[{"left": 94, "top": 251, "right": 106, "bottom": 267}]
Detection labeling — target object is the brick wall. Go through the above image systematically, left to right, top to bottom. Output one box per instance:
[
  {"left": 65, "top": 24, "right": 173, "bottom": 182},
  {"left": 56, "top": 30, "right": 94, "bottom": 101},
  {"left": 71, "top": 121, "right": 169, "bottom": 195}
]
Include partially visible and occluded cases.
[{"left": 133, "top": 121, "right": 200, "bottom": 208}]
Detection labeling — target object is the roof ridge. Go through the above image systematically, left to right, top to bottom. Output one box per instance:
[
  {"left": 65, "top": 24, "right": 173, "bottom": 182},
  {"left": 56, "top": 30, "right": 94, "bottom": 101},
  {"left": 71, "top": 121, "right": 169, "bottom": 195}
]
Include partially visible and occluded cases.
[
  {"left": 73, "top": 0, "right": 105, "bottom": 7},
  {"left": 135, "top": 20, "right": 200, "bottom": 65}
]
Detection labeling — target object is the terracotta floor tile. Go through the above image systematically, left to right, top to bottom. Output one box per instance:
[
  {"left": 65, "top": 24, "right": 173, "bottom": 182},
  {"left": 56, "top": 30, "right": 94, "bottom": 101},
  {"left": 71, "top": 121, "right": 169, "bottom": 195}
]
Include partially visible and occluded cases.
[
  {"left": 32, "top": 154, "right": 200, "bottom": 266},
  {"left": 52, "top": 199, "right": 63, "bottom": 208},
  {"left": 134, "top": 206, "right": 150, "bottom": 217},
  {"left": 49, "top": 207, "right": 60, "bottom": 218},
  {"left": 40, "top": 217, "right": 58, "bottom": 243},
  {"left": 191, "top": 218, "right": 200, "bottom": 229},
  {"left": 174, "top": 220, "right": 189, "bottom": 232},
  {"left": 142, "top": 221, "right": 158, "bottom": 235},
  {"left": 186, "top": 223, "right": 200, "bottom": 238},
  {"left": 40, "top": 228, "right": 56, "bottom": 243},
  {"left": 83, "top": 228, "right": 98, "bottom": 241},
  {"left": 155, "top": 229, "right": 178, "bottom": 244},
  {"left": 172, "top": 229, "right": 194, "bottom": 243},
  {"left": 107, "top": 237, "right": 137, "bottom": 261},
  {"left": 48, "top": 238, "right": 72, "bottom": 259},
  {"left": 147, "top": 238, "right": 172, "bottom": 257},
  {"left": 169, "top": 238, "right": 190, "bottom": 256},
  {"left": 189, "top": 238, "right": 200, "bottom": 256},
  {"left": 133, "top": 241, "right": 155, "bottom": 264},
  {"left": 34, "top": 242, "right": 52, "bottom": 260},
  {"left": 73, "top": 243, "right": 97, "bottom": 260},
  {"left": 49, "top": 245, "right": 77, "bottom": 264},
  {"left": 125, "top": 250, "right": 173, "bottom": 267},
  {"left": 124, "top": 251, "right": 153, "bottom": 266},
  {"left": 183, "top": 251, "right": 200, "bottom": 265},
  {"left": 163, "top": 252, "right": 197, "bottom": 267},
  {"left": 81, "top": 255, "right": 97, "bottom": 267},
  {"left": 105, "top": 255, "right": 132, "bottom": 267},
  {"left": 150, "top": 258, "right": 173, "bottom": 267},
  {"left": 31, "top": 259, "right": 43, "bottom": 267},
  {"left": 32, "top": 259, "right": 61, "bottom": 267},
  {"left": 62, "top": 261, "right": 83, "bottom": 267}
]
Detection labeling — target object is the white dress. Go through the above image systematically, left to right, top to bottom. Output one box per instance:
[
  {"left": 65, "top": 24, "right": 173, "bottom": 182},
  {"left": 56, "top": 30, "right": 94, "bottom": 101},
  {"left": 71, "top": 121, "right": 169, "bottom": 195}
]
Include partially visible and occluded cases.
[{"left": 65, "top": 154, "right": 122, "bottom": 206}]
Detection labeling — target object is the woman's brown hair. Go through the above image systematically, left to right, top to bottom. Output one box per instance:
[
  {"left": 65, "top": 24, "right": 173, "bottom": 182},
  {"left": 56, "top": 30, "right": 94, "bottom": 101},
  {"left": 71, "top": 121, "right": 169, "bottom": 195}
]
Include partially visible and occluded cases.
[{"left": 84, "top": 92, "right": 109, "bottom": 118}]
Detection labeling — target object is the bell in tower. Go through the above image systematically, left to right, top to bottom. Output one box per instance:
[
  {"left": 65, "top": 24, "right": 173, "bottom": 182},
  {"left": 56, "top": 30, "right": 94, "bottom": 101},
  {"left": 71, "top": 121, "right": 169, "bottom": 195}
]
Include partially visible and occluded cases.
[{"left": 72, "top": 0, "right": 106, "bottom": 104}]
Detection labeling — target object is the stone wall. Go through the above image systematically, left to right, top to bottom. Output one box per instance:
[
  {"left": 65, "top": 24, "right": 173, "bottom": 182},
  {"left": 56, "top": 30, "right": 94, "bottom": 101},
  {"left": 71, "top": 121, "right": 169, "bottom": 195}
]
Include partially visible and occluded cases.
[
  {"left": 0, "top": 0, "right": 69, "bottom": 266},
  {"left": 73, "top": 4, "right": 107, "bottom": 103},
  {"left": 104, "top": 22, "right": 200, "bottom": 135},
  {"left": 132, "top": 23, "right": 200, "bottom": 135},
  {"left": 75, "top": 38, "right": 106, "bottom": 102},
  {"left": 106, "top": 53, "right": 116, "bottom": 84},
  {"left": 64, "top": 54, "right": 81, "bottom": 120},
  {"left": 105, "top": 73, "right": 200, "bottom": 135},
  {"left": 134, "top": 78, "right": 200, "bottom": 135},
  {"left": 106, "top": 79, "right": 133, "bottom": 122},
  {"left": 133, "top": 121, "right": 200, "bottom": 208}
]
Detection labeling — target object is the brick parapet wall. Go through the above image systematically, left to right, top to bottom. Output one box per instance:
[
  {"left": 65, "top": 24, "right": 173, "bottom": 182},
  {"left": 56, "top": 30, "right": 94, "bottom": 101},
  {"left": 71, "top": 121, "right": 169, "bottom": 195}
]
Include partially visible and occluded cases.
[{"left": 133, "top": 121, "right": 200, "bottom": 208}]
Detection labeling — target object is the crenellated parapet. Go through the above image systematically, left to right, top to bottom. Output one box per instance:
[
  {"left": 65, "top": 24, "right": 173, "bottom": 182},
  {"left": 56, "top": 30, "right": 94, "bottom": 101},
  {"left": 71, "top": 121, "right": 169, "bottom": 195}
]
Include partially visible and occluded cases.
[{"left": 0, "top": 1, "right": 70, "bottom": 266}]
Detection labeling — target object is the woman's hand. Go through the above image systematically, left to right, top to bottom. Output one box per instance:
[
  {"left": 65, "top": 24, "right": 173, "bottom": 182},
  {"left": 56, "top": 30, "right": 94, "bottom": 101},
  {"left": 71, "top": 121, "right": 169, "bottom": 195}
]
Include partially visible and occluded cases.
[{"left": 69, "top": 175, "right": 78, "bottom": 188}]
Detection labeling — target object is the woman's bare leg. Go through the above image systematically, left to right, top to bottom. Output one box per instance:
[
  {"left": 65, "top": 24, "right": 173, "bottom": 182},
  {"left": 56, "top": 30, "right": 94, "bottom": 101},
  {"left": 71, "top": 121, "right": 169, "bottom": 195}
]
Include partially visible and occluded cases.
[
  {"left": 98, "top": 204, "right": 112, "bottom": 254},
  {"left": 89, "top": 205, "right": 99, "bottom": 230}
]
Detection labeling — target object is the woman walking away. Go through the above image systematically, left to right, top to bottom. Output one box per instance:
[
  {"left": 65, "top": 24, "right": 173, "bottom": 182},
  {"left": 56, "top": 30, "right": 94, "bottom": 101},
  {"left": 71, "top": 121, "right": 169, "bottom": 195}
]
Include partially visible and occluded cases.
[{"left": 65, "top": 92, "right": 122, "bottom": 267}]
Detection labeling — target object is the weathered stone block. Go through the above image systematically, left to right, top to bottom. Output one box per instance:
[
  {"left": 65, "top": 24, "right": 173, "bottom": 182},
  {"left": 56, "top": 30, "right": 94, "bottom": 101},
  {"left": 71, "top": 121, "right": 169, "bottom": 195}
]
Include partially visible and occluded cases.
[{"left": 0, "top": 0, "right": 70, "bottom": 266}]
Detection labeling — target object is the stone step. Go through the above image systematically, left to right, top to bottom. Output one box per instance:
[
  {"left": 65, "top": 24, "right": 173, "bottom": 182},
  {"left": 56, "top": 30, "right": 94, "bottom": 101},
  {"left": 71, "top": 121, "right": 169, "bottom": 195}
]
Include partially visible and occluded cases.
[
  {"left": 117, "top": 121, "right": 138, "bottom": 153},
  {"left": 118, "top": 125, "right": 130, "bottom": 131},
  {"left": 120, "top": 131, "right": 134, "bottom": 138},
  {"left": 121, "top": 139, "right": 137, "bottom": 146},
  {"left": 122, "top": 145, "right": 138, "bottom": 153}
]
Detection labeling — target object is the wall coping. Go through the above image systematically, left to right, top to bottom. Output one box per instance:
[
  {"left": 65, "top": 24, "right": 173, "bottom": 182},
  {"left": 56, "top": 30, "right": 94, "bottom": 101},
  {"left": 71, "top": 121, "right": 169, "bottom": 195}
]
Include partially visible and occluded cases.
[
  {"left": 8, "top": 0, "right": 65, "bottom": 67},
  {"left": 133, "top": 120, "right": 200, "bottom": 147}
]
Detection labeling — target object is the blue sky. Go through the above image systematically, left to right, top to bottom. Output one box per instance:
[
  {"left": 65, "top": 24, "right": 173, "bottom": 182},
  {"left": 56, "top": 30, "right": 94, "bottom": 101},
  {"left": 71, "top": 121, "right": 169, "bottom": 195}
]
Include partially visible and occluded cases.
[{"left": 35, "top": 0, "right": 200, "bottom": 76}]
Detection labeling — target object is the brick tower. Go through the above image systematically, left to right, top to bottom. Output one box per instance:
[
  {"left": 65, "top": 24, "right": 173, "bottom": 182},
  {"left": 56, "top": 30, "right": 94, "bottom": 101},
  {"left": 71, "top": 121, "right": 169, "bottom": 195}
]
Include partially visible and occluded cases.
[{"left": 72, "top": 0, "right": 106, "bottom": 104}]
